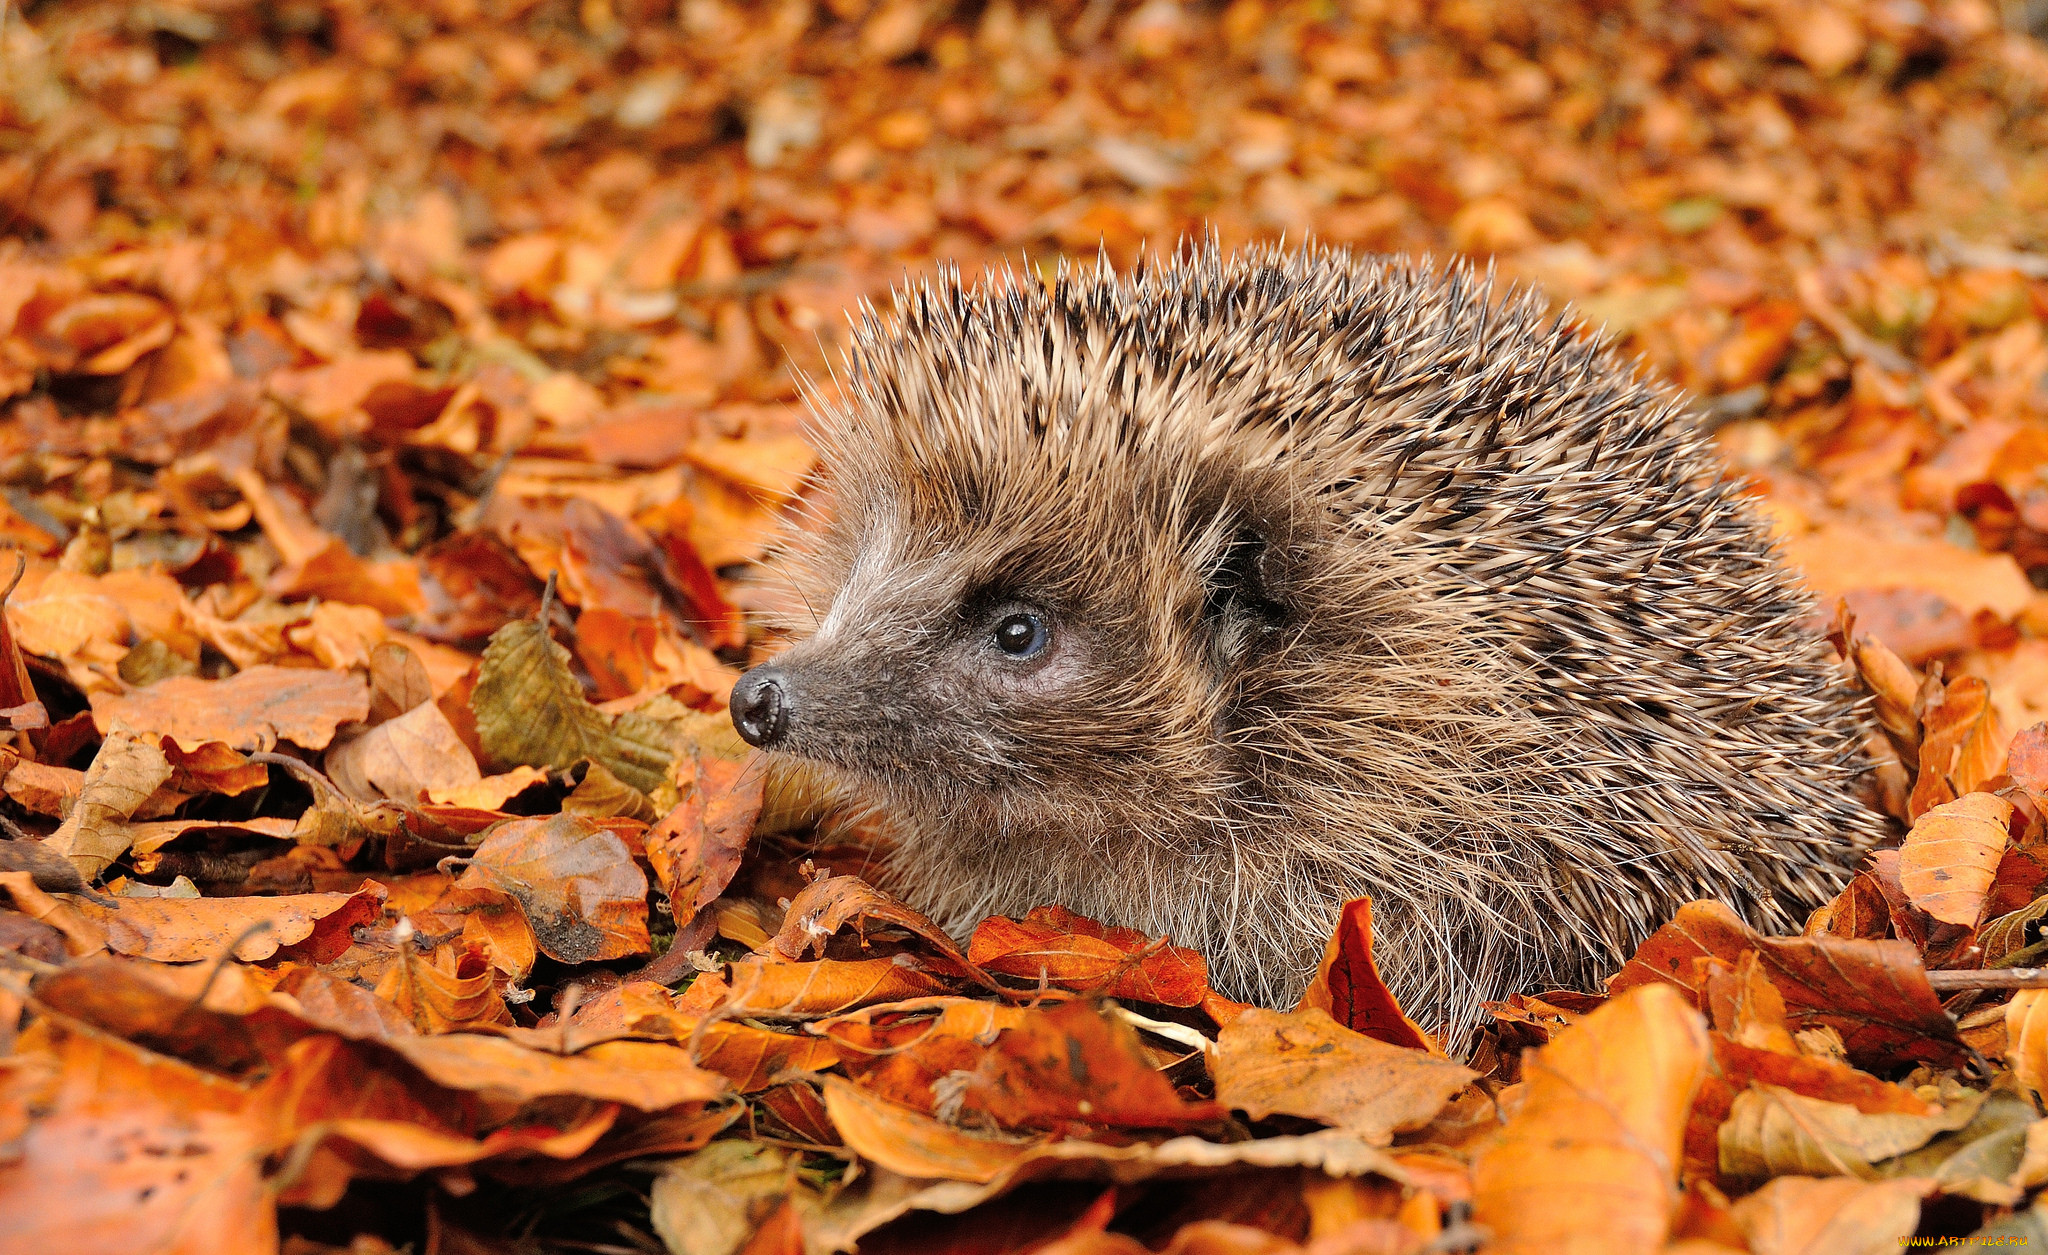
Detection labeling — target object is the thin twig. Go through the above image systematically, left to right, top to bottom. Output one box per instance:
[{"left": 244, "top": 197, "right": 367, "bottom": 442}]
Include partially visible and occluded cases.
[{"left": 1928, "top": 968, "right": 2048, "bottom": 991}]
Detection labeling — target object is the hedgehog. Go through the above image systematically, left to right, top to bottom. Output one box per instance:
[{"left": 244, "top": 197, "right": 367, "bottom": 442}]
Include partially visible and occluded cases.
[{"left": 727, "top": 242, "right": 1889, "bottom": 1045}]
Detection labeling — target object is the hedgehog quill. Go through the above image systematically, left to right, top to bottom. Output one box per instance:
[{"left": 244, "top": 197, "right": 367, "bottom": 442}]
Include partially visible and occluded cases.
[{"left": 729, "top": 243, "right": 1889, "bottom": 1046}]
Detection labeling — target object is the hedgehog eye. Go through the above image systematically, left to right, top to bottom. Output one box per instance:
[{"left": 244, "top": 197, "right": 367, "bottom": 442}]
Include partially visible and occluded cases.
[{"left": 992, "top": 612, "right": 1048, "bottom": 658}]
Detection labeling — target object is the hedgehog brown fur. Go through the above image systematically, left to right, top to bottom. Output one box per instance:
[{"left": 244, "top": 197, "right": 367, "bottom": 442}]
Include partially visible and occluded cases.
[{"left": 729, "top": 242, "right": 1889, "bottom": 1045}]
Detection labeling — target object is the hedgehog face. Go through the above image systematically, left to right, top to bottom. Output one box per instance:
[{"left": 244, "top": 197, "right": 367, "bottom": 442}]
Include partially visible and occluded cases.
[{"left": 730, "top": 489, "right": 1263, "bottom": 813}]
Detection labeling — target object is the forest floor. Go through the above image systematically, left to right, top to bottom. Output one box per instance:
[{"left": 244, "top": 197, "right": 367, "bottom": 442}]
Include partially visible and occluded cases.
[{"left": 5, "top": 1, "right": 2048, "bottom": 1252}]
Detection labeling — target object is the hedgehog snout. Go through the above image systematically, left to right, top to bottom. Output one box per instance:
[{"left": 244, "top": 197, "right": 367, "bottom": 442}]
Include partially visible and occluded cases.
[{"left": 730, "top": 666, "right": 792, "bottom": 748}]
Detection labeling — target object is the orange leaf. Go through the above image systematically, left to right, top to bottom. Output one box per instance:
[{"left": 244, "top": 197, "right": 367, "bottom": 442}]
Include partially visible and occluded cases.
[
  {"left": 90, "top": 665, "right": 369, "bottom": 752},
  {"left": 645, "top": 746, "right": 763, "bottom": 921},
  {"left": 1897, "top": 791, "right": 2012, "bottom": 926},
  {"left": 457, "top": 814, "right": 650, "bottom": 963},
  {"left": 769, "top": 873, "right": 985, "bottom": 981},
  {"left": 81, "top": 882, "right": 384, "bottom": 964},
  {"left": 1297, "top": 897, "right": 1433, "bottom": 1052},
  {"left": 1610, "top": 900, "right": 1967, "bottom": 1071},
  {"left": 968, "top": 906, "right": 1211, "bottom": 1007},
  {"left": 375, "top": 941, "right": 514, "bottom": 1032},
  {"left": 724, "top": 956, "right": 958, "bottom": 1016},
  {"left": 1471, "top": 984, "right": 1708, "bottom": 1255},
  {"left": 957, "top": 998, "right": 1225, "bottom": 1134},
  {"left": 820, "top": 999, "right": 1038, "bottom": 1114},
  {"left": 1211, "top": 1007, "right": 1475, "bottom": 1144},
  {"left": 0, "top": 1015, "right": 276, "bottom": 1251},
  {"left": 381, "top": 1033, "right": 728, "bottom": 1112},
  {"left": 821, "top": 1074, "right": 1044, "bottom": 1184},
  {"left": 1728, "top": 1175, "right": 1928, "bottom": 1255}
]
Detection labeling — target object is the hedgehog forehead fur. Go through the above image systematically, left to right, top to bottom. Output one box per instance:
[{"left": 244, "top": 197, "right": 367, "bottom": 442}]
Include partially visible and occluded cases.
[{"left": 753, "top": 242, "right": 1886, "bottom": 1047}]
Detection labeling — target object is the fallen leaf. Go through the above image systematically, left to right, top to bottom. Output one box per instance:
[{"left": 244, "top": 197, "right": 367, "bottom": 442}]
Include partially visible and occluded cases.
[
  {"left": 471, "top": 604, "right": 672, "bottom": 791},
  {"left": 90, "top": 665, "right": 370, "bottom": 752},
  {"left": 325, "top": 698, "right": 482, "bottom": 804},
  {"left": 41, "top": 729, "right": 174, "bottom": 882},
  {"left": 645, "top": 739, "right": 763, "bottom": 920},
  {"left": 1898, "top": 792, "right": 2012, "bottom": 926},
  {"left": 457, "top": 814, "right": 650, "bottom": 963},
  {"left": 0, "top": 870, "right": 108, "bottom": 955},
  {"left": 768, "top": 873, "right": 985, "bottom": 982},
  {"left": 81, "top": 882, "right": 385, "bottom": 963},
  {"left": 1297, "top": 897, "right": 1433, "bottom": 1052},
  {"left": 1610, "top": 901, "right": 1968, "bottom": 1071},
  {"left": 969, "top": 906, "right": 1211, "bottom": 1008},
  {"left": 374, "top": 941, "right": 515, "bottom": 1031},
  {"left": 724, "top": 955, "right": 958, "bottom": 1017},
  {"left": 1471, "top": 983, "right": 1708, "bottom": 1255},
  {"left": 958, "top": 998, "right": 1226, "bottom": 1134},
  {"left": 820, "top": 999, "right": 1038, "bottom": 1114},
  {"left": 1211, "top": 1007, "right": 1474, "bottom": 1144},
  {"left": 0, "top": 1015, "right": 276, "bottom": 1252},
  {"left": 381, "top": 1032, "right": 729, "bottom": 1111},
  {"left": 822, "top": 1073, "right": 1047, "bottom": 1184},
  {"left": 1719, "top": 1084, "right": 1982, "bottom": 1180},
  {"left": 650, "top": 1140, "right": 806, "bottom": 1255},
  {"left": 1729, "top": 1174, "right": 1927, "bottom": 1255}
]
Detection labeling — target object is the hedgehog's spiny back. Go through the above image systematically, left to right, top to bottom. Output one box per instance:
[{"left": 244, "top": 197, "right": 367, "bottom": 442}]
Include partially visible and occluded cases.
[{"left": 799, "top": 243, "right": 1884, "bottom": 1042}]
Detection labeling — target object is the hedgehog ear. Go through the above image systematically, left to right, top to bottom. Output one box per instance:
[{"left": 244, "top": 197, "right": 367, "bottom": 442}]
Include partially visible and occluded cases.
[{"left": 1202, "top": 525, "right": 1289, "bottom": 645}]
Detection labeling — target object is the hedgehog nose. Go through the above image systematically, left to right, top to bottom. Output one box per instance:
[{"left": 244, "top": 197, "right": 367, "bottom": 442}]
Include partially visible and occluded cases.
[{"left": 731, "top": 667, "right": 791, "bottom": 747}]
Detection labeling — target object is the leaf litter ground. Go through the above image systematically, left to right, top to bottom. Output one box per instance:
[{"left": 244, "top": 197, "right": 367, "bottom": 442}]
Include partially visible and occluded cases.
[{"left": 8, "top": 0, "right": 2048, "bottom": 1252}]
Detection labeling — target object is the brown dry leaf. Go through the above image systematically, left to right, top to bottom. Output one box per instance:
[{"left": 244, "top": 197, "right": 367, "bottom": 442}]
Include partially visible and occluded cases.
[
  {"left": 683, "top": 425, "right": 816, "bottom": 500},
  {"left": 1784, "top": 528, "right": 2036, "bottom": 623},
  {"left": 1839, "top": 621, "right": 1922, "bottom": 758},
  {"left": 91, "top": 665, "right": 369, "bottom": 752},
  {"left": 1911, "top": 673, "right": 2011, "bottom": 820},
  {"left": 326, "top": 698, "right": 482, "bottom": 804},
  {"left": 41, "top": 728, "right": 172, "bottom": 882},
  {"left": 645, "top": 738, "right": 763, "bottom": 922},
  {"left": 161, "top": 739, "right": 270, "bottom": 796},
  {"left": 0, "top": 752, "right": 87, "bottom": 817},
  {"left": 561, "top": 760, "right": 657, "bottom": 821},
  {"left": 426, "top": 765, "right": 549, "bottom": 810},
  {"left": 1898, "top": 791, "right": 2013, "bottom": 926},
  {"left": 456, "top": 814, "right": 650, "bottom": 963},
  {"left": 0, "top": 827, "right": 115, "bottom": 905},
  {"left": 0, "top": 870, "right": 108, "bottom": 955},
  {"left": 769, "top": 873, "right": 985, "bottom": 981},
  {"left": 417, "top": 881, "right": 540, "bottom": 981},
  {"left": 82, "top": 882, "right": 384, "bottom": 963},
  {"left": 1296, "top": 897, "right": 1434, "bottom": 1052},
  {"left": 1609, "top": 900, "right": 1968, "bottom": 1071},
  {"left": 967, "top": 906, "right": 1211, "bottom": 1008},
  {"left": 374, "top": 942, "right": 514, "bottom": 1032},
  {"left": 723, "top": 956, "right": 958, "bottom": 1017},
  {"left": 274, "top": 967, "right": 417, "bottom": 1040},
  {"left": 558, "top": 981, "right": 846, "bottom": 1092},
  {"left": 1471, "top": 983, "right": 1709, "bottom": 1255},
  {"left": 2004, "top": 989, "right": 2048, "bottom": 1106},
  {"left": 958, "top": 997, "right": 1226, "bottom": 1134},
  {"left": 820, "top": 999, "right": 1039, "bottom": 1114},
  {"left": 1210, "top": 1007, "right": 1475, "bottom": 1145},
  {"left": 691, "top": 1020, "right": 846, "bottom": 1093},
  {"left": 381, "top": 1032, "right": 729, "bottom": 1112},
  {"left": 1708, "top": 1038, "right": 1936, "bottom": 1117},
  {"left": 822, "top": 1073, "right": 1047, "bottom": 1184},
  {"left": 1718, "top": 1082, "right": 1981, "bottom": 1181},
  {"left": 804, "top": 1130, "right": 1402, "bottom": 1254},
  {"left": 649, "top": 1141, "right": 809, "bottom": 1255},
  {"left": 1728, "top": 1175, "right": 1928, "bottom": 1255}
]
